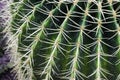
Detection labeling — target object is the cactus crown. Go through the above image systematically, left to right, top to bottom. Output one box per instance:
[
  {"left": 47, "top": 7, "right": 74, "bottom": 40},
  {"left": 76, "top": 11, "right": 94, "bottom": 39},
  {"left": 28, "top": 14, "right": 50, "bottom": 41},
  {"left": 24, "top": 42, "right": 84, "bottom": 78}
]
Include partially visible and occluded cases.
[{"left": 9, "top": 0, "right": 120, "bottom": 80}]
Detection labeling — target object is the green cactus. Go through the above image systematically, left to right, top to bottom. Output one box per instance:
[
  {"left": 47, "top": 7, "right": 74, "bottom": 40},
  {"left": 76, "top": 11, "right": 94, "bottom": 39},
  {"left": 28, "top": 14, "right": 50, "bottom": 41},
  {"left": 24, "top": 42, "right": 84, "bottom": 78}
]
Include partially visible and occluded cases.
[{"left": 9, "top": 0, "right": 120, "bottom": 80}]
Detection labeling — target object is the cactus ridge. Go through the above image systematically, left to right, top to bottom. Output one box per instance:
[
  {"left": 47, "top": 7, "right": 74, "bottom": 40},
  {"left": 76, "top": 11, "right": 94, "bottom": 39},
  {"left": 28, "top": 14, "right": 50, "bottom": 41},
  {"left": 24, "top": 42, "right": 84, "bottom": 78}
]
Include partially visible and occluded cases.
[{"left": 9, "top": 0, "right": 120, "bottom": 80}]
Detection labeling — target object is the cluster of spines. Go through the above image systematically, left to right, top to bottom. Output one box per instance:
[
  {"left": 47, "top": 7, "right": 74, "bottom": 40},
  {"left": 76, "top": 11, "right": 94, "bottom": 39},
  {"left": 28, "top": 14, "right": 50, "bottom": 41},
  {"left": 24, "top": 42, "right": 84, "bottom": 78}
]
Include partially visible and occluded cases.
[
  {"left": 0, "top": 0, "right": 16, "bottom": 80},
  {"left": 10, "top": 0, "right": 120, "bottom": 80}
]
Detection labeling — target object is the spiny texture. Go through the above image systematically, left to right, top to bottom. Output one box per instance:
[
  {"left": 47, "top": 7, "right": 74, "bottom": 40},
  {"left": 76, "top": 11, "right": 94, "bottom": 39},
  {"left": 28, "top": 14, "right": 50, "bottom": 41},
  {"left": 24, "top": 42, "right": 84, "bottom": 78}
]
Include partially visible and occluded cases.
[
  {"left": 0, "top": 0, "right": 16, "bottom": 80},
  {"left": 0, "top": 0, "right": 10, "bottom": 73},
  {"left": 10, "top": 0, "right": 120, "bottom": 80}
]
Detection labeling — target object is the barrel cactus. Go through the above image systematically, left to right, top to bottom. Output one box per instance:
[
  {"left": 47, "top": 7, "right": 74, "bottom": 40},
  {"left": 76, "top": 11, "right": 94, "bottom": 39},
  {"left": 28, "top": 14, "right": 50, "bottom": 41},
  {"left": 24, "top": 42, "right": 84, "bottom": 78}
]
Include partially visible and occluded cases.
[{"left": 9, "top": 0, "right": 120, "bottom": 80}]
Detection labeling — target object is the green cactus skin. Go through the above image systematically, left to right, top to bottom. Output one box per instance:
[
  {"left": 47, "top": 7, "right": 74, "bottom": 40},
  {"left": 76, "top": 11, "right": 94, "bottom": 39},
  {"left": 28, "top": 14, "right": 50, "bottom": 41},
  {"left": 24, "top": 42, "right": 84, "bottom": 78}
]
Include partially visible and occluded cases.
[{"left": 9, "top": 0, "right": 120, "bottom": 80}]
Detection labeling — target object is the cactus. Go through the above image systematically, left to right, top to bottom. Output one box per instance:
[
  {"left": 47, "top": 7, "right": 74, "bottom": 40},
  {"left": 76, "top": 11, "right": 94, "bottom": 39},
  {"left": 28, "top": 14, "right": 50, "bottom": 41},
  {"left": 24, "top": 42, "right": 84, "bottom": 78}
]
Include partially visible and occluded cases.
[
  {"left": 0, "top": 0, "right": 16, "bottom": 80},
  {"left": 0, "top": 0, "right": 9, "bottom": 73},
  {"left": 9, "top": 0, "right": 120, "bottom": 80}
]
